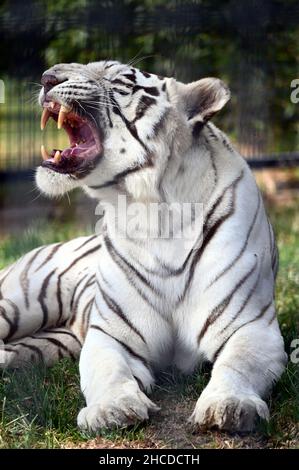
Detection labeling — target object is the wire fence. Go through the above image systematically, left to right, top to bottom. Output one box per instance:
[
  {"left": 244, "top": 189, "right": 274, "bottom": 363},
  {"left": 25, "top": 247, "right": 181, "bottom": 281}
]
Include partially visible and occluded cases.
[
  {"left": 0, "top": 0, "right": 298, "bottom": 171},
  {"left": 0, "top": 79, "right": 68, "bottom": 170}
]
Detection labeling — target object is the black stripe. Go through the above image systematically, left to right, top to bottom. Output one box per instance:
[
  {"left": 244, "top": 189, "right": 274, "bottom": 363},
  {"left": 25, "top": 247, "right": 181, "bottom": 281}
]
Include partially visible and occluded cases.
[
  {"left": 105, "top": 62, "right": 118, "bottom": 69},
  {"left": 122, "top": 72, "right": 136, "bottom": 83},
  {"left": 111, "top": 78, "right": 130, "bottom": 87},
  {"left": 59, "top": 84, "right": 94, "bottom": 91},
  {"left": 132, "top": 85, "right": 159, "bottom": 97},
  {"left": 104, "top": 87, "right": 114, "bottom": 128},
  {"left": 112, "top": 87, "right": 130, "bottom": 96},
  {"left": 110, "top": 93, "right": 148, "bottom": 151},
  {"left": 133, "top": 96, "right": 156, "bottom": 123},
  {"left": 106, "top": 104, "right": 113, "bottom": 128},
  {"left": 151, "top": 109, "right": 169, "bottom": 136},
  {"left": 192, "top": 121, "right": 205, "bottom": 138},
  {"left": 206, "top": 123, "right": 219, "bottom": 141},
  {"left": 222, "top": 135, "right": 234, "bottom": 153},
  {"left": 208, "top": 147, "right": 218, "bottom": 187},
  {"left": 88, "top": 161, "right": 153, "bottom": 190},
  {"left": 132, "top": 171, "right": 243, "bottom": 282},
  {"left": 179, "top": 171, "right": 244, "bottom": 302},
  {"left": 207, "top": 192, "right": 261, "bottom": 288},
  {"left": 74, "top": 235, "right": 98, "bottom": 252},
  {"left": 104, "top": 235, "right": 163, "bottom": 298},
  {"left": 103, "top": 237, "right": 166, "bottom": 316},
  {"left": 34, "top": 242, "right": 63, "bottom": 273},
  {"left": 56, "top": 244, "right": 101, "bottom": 322},
  {"left": 20, "top": 246, "right": 45, "bottom": 308},
  {"left": 198, "top": 258, "right": 258, "bottom": 343},
  {"left": 219, "top": 262, "right": 262, "bottom": 335},
  {"left": 38, "top": 269, "right": 57, "bottom": 329},
  {"left": 69, "top": 273, "right": 89, "bottom": 310},
  {"left": 69, "top": 274, "right": 95, "bottom": 325},
  {"left": 97, "top": 280, "right": 146, "bottom": 343},
  {"left": 82, "top": 298, "right": 94, "bottom": 331},
  {"left": 1, "top": 299, "right": 20, "bottom": 341},
  {"left": 213, "top": 300, "right": 272, "bottom": 361},
  {"left": 0, "top": 304, "right": 14, "bottom": 333},
  {"left": 268, "top": 310, "right": 277, "bottom": 325},
  {"left": 89, "top": 324, "right": 149, "bottom": 369},
  {"left": 43, "top": 328, "right": 82, "bottom": 347},
  {"left": 31, "top": 336, "right": 77, "bottom": 360},
  {"left": 18, "top": 342, "right": 44, "bottom": 362},
  {"left": 4, "top": 346, "right": 19, "bottom": 354},
  {"left": 133, "top": 375, "right": 145, "bottom": 392}
]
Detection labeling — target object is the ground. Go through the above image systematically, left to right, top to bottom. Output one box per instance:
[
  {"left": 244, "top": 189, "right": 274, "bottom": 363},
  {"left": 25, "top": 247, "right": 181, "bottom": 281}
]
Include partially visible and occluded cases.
[{"left": 0, "top": 200, "right": 298, "bottom": 449}]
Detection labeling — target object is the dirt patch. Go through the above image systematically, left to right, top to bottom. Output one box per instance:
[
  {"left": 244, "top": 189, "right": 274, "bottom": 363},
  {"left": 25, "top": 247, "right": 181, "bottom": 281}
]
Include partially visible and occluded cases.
[{"left": 62, "top": 381, "right": 299, "bottom": 449}]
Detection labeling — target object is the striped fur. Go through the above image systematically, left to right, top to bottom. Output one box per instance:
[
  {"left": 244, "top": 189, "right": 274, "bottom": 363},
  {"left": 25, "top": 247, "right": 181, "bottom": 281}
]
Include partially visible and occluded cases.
[{"left": 1, "top": 60, "right": 286, "bottom": 433}]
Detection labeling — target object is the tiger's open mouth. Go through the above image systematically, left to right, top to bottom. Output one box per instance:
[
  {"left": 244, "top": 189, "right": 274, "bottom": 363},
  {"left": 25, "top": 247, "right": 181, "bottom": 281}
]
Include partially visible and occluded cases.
[{"left": 40, "top": 102, "right": 102, "bottom": 176}]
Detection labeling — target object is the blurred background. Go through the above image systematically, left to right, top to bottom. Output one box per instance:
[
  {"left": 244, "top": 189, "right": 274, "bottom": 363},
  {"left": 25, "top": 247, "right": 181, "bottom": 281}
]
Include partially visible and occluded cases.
[{"left": 0, "top": 0, "right": 298, "bottom": 238}]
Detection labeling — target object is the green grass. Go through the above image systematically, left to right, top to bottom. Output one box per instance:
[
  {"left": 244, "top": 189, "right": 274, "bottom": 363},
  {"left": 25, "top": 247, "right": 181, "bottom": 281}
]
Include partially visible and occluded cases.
[
  {"left": 0, "top": 201, "right": 298, "bottom": 448},
  {"left": 0, "top": 221, "right": 88, "bottom": 270},
  {"left": 0, "top": 361, "right": 85, "bottom": 448}
]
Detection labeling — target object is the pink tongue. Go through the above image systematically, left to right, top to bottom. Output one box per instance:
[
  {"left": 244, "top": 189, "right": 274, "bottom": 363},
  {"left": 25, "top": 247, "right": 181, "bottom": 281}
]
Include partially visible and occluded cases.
[{"left": 62, "top": 143, "right": 90, "bottom": 158}]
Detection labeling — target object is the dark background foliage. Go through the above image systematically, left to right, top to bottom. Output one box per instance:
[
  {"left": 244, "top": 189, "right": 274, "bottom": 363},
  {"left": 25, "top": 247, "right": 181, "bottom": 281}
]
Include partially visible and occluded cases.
[{"left": 0, "top": 0, "right": 298, "bottom": 171}]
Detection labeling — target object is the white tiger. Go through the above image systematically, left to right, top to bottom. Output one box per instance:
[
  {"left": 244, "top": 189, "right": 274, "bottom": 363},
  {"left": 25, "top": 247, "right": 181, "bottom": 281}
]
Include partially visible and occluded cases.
[{"left": 0, "top": 60, "right": 287, "bottom": 433}]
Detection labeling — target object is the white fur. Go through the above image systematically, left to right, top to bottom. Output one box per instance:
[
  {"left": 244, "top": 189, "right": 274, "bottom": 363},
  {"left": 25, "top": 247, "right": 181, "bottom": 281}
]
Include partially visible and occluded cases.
[{"left": 1, "top": 61, "right": 287, "bottom": 433}]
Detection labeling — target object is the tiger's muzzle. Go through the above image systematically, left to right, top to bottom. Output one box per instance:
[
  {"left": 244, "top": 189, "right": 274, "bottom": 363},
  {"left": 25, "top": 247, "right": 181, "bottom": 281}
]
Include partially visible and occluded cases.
[{"left": 39, "top": 74, "right": 103, "bottom": 177}]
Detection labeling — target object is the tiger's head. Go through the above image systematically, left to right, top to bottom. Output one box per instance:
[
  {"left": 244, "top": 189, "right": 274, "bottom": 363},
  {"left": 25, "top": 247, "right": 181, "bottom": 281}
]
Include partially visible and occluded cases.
[{"left": 36, "top": 60, "right": 230, "bottom": 202}]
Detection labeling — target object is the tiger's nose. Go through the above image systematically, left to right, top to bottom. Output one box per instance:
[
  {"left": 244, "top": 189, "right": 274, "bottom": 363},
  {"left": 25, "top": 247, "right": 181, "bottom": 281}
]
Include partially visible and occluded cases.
[{"left": 41, "top": 74, "right": 61, "bottom": 94}]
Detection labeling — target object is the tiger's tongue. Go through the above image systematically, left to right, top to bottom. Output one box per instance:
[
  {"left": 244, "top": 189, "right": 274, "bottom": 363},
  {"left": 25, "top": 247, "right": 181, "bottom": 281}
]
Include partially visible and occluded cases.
[
  {"left": 61, "top": 121, "right": 95, "bottom": 158},
  {"left": 61, "top": 142, "right": 93, "bottom": 158}
]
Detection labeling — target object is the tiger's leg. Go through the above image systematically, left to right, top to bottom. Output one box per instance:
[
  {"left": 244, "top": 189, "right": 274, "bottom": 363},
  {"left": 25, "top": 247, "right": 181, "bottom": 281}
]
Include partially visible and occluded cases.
[
  {"left": 189, "top": 310, "right": 287, "bottom": 432},
  {"left": 77, "top": 326, "right": 159, "bottom": 431},
  {"left": 0, "top": 327, "right": 82, "bottom": 368}
]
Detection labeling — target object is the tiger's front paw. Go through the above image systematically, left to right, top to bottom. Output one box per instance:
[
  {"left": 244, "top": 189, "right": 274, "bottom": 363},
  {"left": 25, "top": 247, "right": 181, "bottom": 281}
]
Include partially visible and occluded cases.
[
  {"left": 77, "top": 382, "right": 159, "bottom": 432},
  {"left": 189, "top": 392, "right": 269, "bottom": 433}
]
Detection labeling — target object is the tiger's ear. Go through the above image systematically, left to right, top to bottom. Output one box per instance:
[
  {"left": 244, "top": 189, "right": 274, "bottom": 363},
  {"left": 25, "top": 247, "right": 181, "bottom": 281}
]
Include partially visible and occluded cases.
[{"left": 176, "top": 77, "right": 230, "bottom": 124}]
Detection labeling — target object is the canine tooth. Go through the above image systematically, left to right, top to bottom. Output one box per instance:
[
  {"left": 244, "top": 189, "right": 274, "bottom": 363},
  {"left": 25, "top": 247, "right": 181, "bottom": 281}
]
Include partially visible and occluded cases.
[
  {"left": 49, "top": 101, "right": 55, "bottom": 109},
  {"left": 60, "top": 104, "right": 71, "bottom": 113},
  {"left": 40, "top": 108, "right": 50, "bottom": 130},
  {"left": 57, "top": 108, "right": 67, "bottom": 129},
  {"left": 41, "top": 145, "right": 49, "bottom": 161},
  {"left": 54, "top": 150, "right": 62, "bottom": 164}
]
